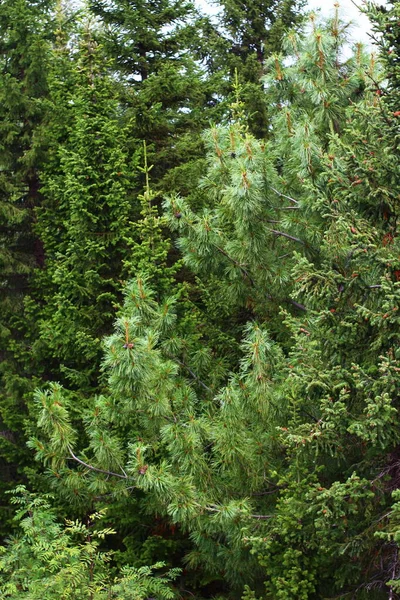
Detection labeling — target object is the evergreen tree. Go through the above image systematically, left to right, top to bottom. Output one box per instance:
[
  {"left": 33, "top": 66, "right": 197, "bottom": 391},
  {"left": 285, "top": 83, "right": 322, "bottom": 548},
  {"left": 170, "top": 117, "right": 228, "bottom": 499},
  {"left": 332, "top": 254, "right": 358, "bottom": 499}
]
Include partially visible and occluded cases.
[
  {"left": 0, "top": 0, "right": 55, "bottom": 531},
  {"left": 88, "top": 0, "right": 212, "bottom": 194},
  {"left": 212, "top": 0, "right": 306, "bottom": 136},
  {"left": 369, "top": 0, "right": 400, "bottom": 111},
  {"left": 6, "top": 4, "right": 400, "bottom": 599},
  {"left": 163, "top": 12, "right": 372, "bottom": 339},
  {"left": 26, "top": 16, "right": 384, "bottom": 597},
  {"left": 28, "top": 26, "right": 138, "bottom": 391},
  {"left": 247, "top": 90, "right": 400, "bottom": 598}
]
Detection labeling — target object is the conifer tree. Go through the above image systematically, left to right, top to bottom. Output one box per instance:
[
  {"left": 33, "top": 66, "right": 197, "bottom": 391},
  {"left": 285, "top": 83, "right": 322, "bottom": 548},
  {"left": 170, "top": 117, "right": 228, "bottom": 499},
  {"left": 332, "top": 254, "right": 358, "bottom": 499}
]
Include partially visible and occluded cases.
[
  {"left": 0, "top": 0, "right": 55, "bottom": 531},
  {"left": 88, "top": 0, "right": 212, "bottom": 193},
  {"left": 213, "top": 0, "right": 306, "bottom": 136},
  {"left": 369, "top": 0, "right": 400, "bottom": 110},
  {"left": 9, "top": 4, "right": 400, "bottom": 599},
  {"left": 242, "top": 7, "right": 400, "bottom": 597},
  {"left": 163, "top": 13, "right": 372, "bottom": 339},
  {"left": 26, "top": 16, "right": 384, "bottom": 597},
  {"left": 28, "top": 25, "right": 138, "bottom": 391}
]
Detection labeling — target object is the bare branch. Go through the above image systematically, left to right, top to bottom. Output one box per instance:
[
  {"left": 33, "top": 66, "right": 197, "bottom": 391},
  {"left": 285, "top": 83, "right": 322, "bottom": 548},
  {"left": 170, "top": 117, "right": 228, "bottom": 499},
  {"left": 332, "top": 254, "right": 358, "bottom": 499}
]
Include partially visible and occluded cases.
[
  {"left": 270, "top": 186, "right": 299, "bottom": 205},
  {"left": 270, "top": 229, "right": 305, "bottom": 244},
  {"left": 68, "top": 447, "right": 130, "bottom": 480}
]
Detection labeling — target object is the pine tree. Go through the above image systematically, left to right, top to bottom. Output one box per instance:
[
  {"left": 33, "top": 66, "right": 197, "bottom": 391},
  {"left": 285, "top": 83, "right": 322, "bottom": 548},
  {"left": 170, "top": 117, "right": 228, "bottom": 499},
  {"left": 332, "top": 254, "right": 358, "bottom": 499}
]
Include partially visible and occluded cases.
[
  {"left": 242, "top": 7, "right": 400, "bottom": 597},
  {"left": 163, "top": 13, "right": 372, "bottom": 340},
  {"left": 250, "top": 98, "right": 400, "bottom": 599}
]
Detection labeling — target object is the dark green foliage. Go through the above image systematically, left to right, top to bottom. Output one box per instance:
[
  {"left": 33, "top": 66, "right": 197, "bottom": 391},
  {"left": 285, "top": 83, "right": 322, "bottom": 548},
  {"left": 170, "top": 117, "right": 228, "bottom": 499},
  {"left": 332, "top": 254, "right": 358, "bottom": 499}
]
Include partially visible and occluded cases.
[
  {"left": 0, "top": 0, "right": 55, "bottom": 534},
  {"left": 0, "top": 0, "right": 52, "bottom": 342},
  {"left": 88, "top": 0, "right": 213, "bottom": 194},
  {"left": 89, "top": 0, "right": 195, "bottom": 81},
  {"left": 214, "top": 0, "right": 306, "bottom": 136},
  {"left": 369, "top": 0, "right": 400, "bottom": 110},
  {"left": 4, "top": 1, "right": 400, "bottom": 599},
  {"left": 29, "top": 30, "right": 138, "bottom": 390}
]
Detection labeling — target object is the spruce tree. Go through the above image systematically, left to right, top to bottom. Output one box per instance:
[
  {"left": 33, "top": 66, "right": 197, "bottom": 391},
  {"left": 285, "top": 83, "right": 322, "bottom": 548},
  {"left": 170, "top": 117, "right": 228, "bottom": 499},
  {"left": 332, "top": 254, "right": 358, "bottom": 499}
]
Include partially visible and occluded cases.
[
  {"left": 0, "top": 0, "right": 55, "bottom": 532},
  {"left": 88, "top": 0, "right": 212, "bottom": 194},
  {"left": 213, "top": 0, "right": 306, "bottom": 136},
  {"left": 28, "top": 25, "right": 138, "bottom": 391}
]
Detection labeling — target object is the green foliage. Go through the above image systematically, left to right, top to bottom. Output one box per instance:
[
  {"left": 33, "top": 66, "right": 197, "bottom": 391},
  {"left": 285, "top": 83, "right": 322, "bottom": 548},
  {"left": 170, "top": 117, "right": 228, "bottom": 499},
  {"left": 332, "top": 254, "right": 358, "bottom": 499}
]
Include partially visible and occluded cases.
[
  {"left": 0, "top": 0, "right": 56, "bottom": 535},
  {"left": 89, "top": 0, "right": 213, "bottom": 196},
  {"left": 214, "top": 0, "right": 306, "bottom": 136},
  {"left": 4, "top": 2, "right": 400, "bottom": 600},
  {"left": 26, "top": 11, "right": 400, "bottom": 597},
  {"left": 163, "top": 17, "right": 374, "bottom": 343},
  {"left": 28, "top": 27, "right": 138, "bottom": 390},
  {"left": 125, "top": 142, "right": 180, "bottom": 295},
  {"left": 29, "top": 275, "right": 287, "bottom": 589},
  {"left": 0, "top": 486, "right": 180, "bottom": 599}
]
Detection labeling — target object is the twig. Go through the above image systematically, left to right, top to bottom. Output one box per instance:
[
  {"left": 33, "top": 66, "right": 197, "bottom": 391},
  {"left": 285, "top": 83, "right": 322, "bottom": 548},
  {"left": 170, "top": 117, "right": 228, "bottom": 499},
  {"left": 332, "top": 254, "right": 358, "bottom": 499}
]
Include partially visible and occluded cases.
[
  {"left": 270, "top": 186, "right": 299, "bottom": 205},
  {"left": 270, "top": 229, "right": 305, "bottom": 244},
  {"left": 213, "top": 244, "right": 255, "bottom": 285},
  {"left": 265, "top": 291, "right": 307, "bottom": 312},
  {"left": 287, "top": 298, "right": 307, "bottom": 312},
  {"left": 176, "top": 359, "right": 213, "bottom": 393},
  {"left": 68, "top": 447, "right": 130, "bottom": 480},
  {"left": 389, "top": 546, "right": 398, "bottom": 600}
]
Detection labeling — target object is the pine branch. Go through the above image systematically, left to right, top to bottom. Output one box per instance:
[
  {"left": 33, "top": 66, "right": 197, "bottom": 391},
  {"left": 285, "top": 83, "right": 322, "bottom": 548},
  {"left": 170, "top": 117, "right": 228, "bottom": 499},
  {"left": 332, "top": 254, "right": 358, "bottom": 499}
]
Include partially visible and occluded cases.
[
  {"left": 270, "top": 187, "right": 299, "bottom": 205},
  {"left": 270, "top": 229, "right": 305, "bottom": 245},
  {"left": 214, "top": 241, "right": 307, "bottom": 310},
  {"left": 213, "top": 244, "right": 255, "bottom": 285},
  {"left": 176, "top": 359, "right": 213, "bottom": 393},
  {"left": 68, "top": 447, "right": 130, "bottom": 480}
]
